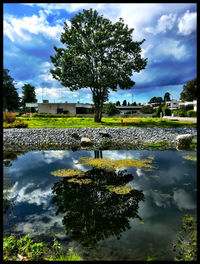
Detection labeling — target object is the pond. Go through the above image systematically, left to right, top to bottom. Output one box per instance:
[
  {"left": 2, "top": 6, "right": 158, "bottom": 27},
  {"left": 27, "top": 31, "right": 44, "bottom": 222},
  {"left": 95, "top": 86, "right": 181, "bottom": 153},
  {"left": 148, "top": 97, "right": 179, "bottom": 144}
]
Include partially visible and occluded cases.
[{"left": 3, "top": 149, "right": 197, "bottom": 261}]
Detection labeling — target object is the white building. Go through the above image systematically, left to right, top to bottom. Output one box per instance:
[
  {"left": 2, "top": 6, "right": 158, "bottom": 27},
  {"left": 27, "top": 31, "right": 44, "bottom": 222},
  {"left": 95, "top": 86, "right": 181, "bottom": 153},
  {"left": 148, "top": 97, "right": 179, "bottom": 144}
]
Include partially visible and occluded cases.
[{"left": 178, "top": 100, "right": 197, "bottom": 111}]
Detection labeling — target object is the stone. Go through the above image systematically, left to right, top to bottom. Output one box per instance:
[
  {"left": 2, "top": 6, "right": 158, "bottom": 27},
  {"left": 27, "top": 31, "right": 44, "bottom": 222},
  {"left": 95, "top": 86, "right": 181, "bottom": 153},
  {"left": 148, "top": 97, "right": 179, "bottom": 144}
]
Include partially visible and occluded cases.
[
  {"left": 99, "top": 129, "right": 110, "bottom": 137},
  {"left": 71, "top": 132, "right": 79, "bottom": 139},
  {"left": 176, "top": 134, "right": 193, "bottom": 149},
  {"left": 81, "top": 137, "right": 92, "bottom": 145}
]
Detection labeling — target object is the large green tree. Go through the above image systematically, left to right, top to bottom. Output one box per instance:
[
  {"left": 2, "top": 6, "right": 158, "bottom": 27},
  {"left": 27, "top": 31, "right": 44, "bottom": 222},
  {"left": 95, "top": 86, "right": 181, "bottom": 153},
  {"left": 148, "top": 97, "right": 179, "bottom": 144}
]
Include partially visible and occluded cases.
[
  {"left": 50, "top": 8, "right": 147, "bottom": 122},
  {"left": 3, "top": 69, "right": 20, "bottom": 111},
  {"left": 180, "top": 78, "right": 197, "bottom": 101},
  {"left": 21, "top": 84, "right": 37, "bottom": 111},
  {"left": 164, "top": 92, "right": 170, "bottom": 102},
  {"left": 148, "top": 96, "right": 163, "bottom": 104}
]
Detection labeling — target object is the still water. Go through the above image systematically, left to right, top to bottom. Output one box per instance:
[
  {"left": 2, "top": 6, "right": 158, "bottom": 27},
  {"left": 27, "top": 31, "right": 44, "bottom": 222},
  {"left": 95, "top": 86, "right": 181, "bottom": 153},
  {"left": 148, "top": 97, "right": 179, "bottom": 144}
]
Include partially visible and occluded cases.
[{"left": 3, "top": 149, "right": 197, "bottom": 261}]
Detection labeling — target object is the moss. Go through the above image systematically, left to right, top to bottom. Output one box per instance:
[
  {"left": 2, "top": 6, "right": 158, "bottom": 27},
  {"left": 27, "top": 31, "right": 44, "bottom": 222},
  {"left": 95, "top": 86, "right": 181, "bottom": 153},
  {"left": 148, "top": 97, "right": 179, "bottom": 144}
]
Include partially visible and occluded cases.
[
  {"left": 182, "top": 155, "right": 197, "bottom": 162},
  {"left": 79, "top": 157, "right": 154, "bottom": 171},
  {"left": 51, "top": 169, "right": 85, "bottom": 177},
  {"left": 67, "top": 178, "right": 92, "bottom": 184},
  {"left": 105, "top": 185, "right": 133, "bottom": 194},
  {"left": 160, "top": 193, "right": 172, "bottom": 199}
]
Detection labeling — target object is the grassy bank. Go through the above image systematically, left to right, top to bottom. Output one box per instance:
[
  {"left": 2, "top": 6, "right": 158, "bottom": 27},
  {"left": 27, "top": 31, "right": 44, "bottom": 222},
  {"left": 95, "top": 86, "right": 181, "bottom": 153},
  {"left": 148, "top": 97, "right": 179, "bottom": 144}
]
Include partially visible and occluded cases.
[{"left": 16, "top": 116, "right": 196, "bottom": 129}]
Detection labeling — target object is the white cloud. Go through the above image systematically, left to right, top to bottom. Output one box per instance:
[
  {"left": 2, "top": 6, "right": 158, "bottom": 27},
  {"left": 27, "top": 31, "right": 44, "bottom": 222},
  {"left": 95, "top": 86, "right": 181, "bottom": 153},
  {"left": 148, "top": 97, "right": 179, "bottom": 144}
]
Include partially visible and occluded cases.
[
  {"left": 4, "top": 10, "right": 64, "bottom": 42},
  {"left": 178, "top": 10, "right": 196, "bottom": 35},
  {"left": 145, "top": 13, "right": 177, "bottom": 35},
  {"left": 157, "top": 39, "right": 187, "bottom": 60},
  {"left": 35, "top": 87, "right": 80, "bottom": 101}
]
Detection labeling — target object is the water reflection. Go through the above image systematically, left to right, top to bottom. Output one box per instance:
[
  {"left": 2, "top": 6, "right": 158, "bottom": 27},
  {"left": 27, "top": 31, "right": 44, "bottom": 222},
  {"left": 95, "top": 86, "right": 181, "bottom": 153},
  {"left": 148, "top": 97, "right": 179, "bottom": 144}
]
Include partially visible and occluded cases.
[{"left": 52, "top": 167, "right": 144, "bottom": 248}]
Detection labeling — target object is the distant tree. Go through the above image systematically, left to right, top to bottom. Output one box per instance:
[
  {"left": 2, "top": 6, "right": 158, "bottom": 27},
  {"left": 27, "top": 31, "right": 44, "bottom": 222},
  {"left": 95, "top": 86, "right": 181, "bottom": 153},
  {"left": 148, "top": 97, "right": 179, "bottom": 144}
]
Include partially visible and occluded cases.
[
  {"left": 50, "top": 8, "right": 147, "bottom": 122},
  {"left": 3, "top": 69, "right": 20, "bottom": 111},
  {"left": 180, "top": 78, "right": 197, "bottom": 101},
  {"left": 21, "top": 84, "right": 37, "bottom": 111},
  {"left": 164, "top": 92, "right": 170, "bottom": 102},
  {"left": 149, "top": 96, "right": 163, "bottom": 104},
  {"left": 122, "top": 100, "right": 127, "bottom": 106},
  {"left": 116, "top": 101, "right": 120, "bottom": 106},
  {"left": 131, "top": 101, "right": 137, "bottom": 106},
  {"left": 103, "top": 102, "right": 120, "bottom": 116},
  {"left": 128, "top": 102, "right": 130, "bottom": 106},
  {"left": 138, "top": 103, "right": 141, "bottom": 106},
  {"left": 140, "top": 105, "right": 154, "bottom": 114}
]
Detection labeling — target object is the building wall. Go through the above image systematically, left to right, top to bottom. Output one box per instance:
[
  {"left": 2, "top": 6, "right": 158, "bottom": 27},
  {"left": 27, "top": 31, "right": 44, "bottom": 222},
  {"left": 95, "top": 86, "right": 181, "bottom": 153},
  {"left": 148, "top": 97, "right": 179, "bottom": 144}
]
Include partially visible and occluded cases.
[{"left": 38, "top": 103, "right": 76, "bottom": 115}]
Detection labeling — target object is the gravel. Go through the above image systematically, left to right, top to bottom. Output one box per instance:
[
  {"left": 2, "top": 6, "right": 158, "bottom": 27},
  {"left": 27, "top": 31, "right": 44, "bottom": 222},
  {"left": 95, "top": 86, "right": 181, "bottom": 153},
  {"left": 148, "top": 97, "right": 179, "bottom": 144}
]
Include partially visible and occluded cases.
[{"left": 3, "top": 127, "right": 197, "bottom": 151}]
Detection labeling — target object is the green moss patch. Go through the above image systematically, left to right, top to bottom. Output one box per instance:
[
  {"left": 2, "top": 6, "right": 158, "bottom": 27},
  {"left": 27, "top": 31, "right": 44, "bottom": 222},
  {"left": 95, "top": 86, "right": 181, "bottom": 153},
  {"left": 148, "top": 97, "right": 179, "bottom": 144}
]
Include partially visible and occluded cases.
[
  {"left": 182, "top": 155, "right": 197, "bottom": 162},
  {"left": 79, "top": 157, "right": 154, "bottom": 171},
  {"left": 51, "top": 169, "right": 85, "bottom": 177},
  {"left": 105, "top": 185, "right": 133, "bottom": 194}
]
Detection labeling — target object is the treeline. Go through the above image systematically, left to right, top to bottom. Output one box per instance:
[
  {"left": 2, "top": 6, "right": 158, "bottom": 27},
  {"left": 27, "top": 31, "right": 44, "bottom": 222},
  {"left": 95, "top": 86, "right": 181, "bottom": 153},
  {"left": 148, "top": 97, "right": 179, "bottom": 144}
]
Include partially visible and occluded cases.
[{"left": 3, "top": 69, "right": 37, "bottom": 112}]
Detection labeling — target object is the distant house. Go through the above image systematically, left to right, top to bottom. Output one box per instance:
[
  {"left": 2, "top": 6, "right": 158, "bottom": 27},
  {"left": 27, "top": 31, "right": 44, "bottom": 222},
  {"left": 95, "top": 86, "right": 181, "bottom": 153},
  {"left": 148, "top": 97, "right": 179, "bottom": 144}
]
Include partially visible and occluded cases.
[
  {"left": 165, "top": 99, "right": 182, "bottom": 110},
  {"left": 165, "top": 99, "right": 197, "bottom": 111},
  {"left": 34, "top": 100, "right": 94, "bottom": 115},
  {"left": 178, "top": 100, "right": 197, "bottom": 111},
  {"left": 116, "top": 105, "right": 142, "bottom": 114}
]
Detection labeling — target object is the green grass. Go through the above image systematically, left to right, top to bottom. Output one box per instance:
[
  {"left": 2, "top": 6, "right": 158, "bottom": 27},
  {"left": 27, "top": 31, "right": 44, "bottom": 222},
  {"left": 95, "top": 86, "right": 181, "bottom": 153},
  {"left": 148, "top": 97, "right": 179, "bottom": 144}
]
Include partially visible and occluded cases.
[{"left": 16, "top": 116, "right": 196, "bottom": 129}]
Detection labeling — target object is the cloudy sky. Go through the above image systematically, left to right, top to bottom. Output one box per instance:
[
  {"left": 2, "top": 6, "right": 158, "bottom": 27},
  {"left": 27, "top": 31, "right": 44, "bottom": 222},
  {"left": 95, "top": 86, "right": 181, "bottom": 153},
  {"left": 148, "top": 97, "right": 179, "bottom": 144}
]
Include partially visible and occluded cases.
[{"left": 3, "top": 3, "right": 197, "bottom": 104}]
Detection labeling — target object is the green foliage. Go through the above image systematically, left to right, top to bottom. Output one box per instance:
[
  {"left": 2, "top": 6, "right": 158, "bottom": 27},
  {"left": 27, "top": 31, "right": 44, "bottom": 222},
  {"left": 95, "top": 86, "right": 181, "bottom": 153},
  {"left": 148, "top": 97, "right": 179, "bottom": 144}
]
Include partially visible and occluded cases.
[
  {"left": 50, "top": 8, "right": 147, "bottom": 122},
  {"left": 3, "top": 69, "right": 20, "bottom": 111},
  {"left": 180, "top": 78, "right": 197, "bottom": 101},
  {"left": 21, "top": 84, "right": 37, "bottom": 111},
  {"left": 164, "top": 92, "right": 170, "bottom": 102},
  {"left": 148, "top": 96, "right": 163, "bottom": 104},
  {"left": 122, "top": 100, "right": 127, "bottom": 106},
  {"left": 104, "top": 102, "right": 120, "bottom": 116},
  {"left": 140, "top": 105, "right": 154, "bottom": 114},
  {"left": 152, "top": 105, "right": 163, "bottom": 117},
  {"left": 161, "top": 106, "right": 171, "bottom": 116},
  {"left": 187, "top": 110, "right": 197, "bottom": 117},
  {"left": 3, "top": 112, "right": 16, "bottom": 123},
  {"left": 32, "top": 113, "right": 69, "bottom": 118},
  {"left": 3, "top": 119, "right": 28, "bottom": 128},
  {"left": 100, "top": 139, "right": 113, "bottom": 149},
  {"left": 173, "top": 214, "right": 197, "bottom": 261},
  {"left": 3, "top": 234, "right": 82, "bottom": 261}
]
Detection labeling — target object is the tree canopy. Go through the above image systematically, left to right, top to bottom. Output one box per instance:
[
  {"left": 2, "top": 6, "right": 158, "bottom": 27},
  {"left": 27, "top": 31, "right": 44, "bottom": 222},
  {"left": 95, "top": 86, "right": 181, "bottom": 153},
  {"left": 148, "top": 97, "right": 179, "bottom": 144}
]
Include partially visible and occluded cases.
[
  {"left": 50, "top": 8, "right": 147, "bottom": 122},
  {"left": 3, "top": 69, "right": 20, "bottom": 111},
  {"left": 180, "top": 78, "right": 197, "bottom": 102},
  {"left": 21, "top": 84, "right": 37, "bottom": 111},
  {"left": 164, "top": 92, "right": 170, "bottom": 102},
  {"left": 148, "top": 96, "right": 163, "bottom": 104}
]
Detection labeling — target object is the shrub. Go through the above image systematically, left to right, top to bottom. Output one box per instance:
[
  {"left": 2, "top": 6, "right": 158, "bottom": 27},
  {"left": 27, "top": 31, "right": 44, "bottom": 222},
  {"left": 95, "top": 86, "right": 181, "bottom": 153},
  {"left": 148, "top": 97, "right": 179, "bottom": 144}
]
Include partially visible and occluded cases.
[
  {"left": 103, "top": 102, "right": 120, "bottom": 116},
  {"left": 140, "top": 105, "right": 154, "bottom": 114},
  {"left": 152, "top": 105, "right": 163, "bottom": 117},
  {"left": 162, "top": 106, "right": 171, "bottom": 116},
  {"left": 178, "top": 109, "right": 187, "bottom": 117},
  {"left": 187, "top": 110, "right": 197, "bottom": 117},
  {"left": 3, "top": 112, "right": 16, "bottom": 123},
  {"left": 32, "top": 113, "right": 69, "bottom": 118},
  {"left": 3, "top": 120, "right": 28, "bottom": 128}
]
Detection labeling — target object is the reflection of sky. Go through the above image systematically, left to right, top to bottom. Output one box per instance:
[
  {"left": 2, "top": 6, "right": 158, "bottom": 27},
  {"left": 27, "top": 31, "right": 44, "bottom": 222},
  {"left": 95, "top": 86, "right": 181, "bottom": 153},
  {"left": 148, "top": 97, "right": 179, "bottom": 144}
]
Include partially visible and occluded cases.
[{"left": 3, "top": 149, "right": 197, "bottom": 259}]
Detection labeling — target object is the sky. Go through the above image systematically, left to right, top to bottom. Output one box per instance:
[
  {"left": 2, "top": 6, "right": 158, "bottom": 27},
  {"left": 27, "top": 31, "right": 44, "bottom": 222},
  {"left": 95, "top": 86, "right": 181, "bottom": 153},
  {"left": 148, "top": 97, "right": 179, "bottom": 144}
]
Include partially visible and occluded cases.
[{"left": 3, "top": 3, "right": 197, "bottom": 104}]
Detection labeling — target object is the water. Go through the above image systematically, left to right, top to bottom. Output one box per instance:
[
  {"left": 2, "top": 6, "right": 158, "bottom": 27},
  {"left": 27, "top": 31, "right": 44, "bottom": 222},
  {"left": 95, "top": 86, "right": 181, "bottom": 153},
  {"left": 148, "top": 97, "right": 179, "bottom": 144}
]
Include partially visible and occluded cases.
[{"left": 3, "top": 149, "right": 197, "bottom": 261}]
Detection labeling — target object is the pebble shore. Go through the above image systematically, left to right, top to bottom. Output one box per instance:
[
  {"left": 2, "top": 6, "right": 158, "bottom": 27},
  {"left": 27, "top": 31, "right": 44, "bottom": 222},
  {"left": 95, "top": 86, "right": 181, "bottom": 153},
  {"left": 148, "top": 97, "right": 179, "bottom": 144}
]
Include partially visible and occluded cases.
[{"left": 3, "top": 127, "right": 197, "bottom": 151}]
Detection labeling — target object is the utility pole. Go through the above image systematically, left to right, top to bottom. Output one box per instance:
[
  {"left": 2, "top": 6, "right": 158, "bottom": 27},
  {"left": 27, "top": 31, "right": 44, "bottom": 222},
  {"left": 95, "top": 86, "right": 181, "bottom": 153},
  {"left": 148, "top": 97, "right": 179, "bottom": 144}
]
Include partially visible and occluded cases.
[{"left": 171, "top": 89, "right": 173, "bottom": 116}]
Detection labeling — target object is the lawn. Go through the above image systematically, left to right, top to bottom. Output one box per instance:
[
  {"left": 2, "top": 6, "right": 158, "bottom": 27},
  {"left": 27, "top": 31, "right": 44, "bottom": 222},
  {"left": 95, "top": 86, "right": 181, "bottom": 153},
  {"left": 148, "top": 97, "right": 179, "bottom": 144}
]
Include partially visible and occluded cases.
[{"left": 17, "top": 116, "right": 197, "bottom": 129}]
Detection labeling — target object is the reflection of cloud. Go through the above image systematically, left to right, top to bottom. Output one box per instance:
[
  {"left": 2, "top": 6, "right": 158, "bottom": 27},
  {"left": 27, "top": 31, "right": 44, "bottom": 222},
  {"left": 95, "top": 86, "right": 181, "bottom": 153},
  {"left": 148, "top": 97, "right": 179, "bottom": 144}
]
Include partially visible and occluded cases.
[
  {"left": 42, "top": 151, "right": 70, "bottom": 164},
  {"left": 72, "top": 159, "right": 88, "bottom": 171},
  {"left": 136, "top": 168, "right": 144, "bottom": 177},
  {"left": 11, "top": 182, "right": 53, "bottom": 209},
  {"left": 173, "top": 189, "right": 196, "bottom": 211},
  {"left": 15, "top": 209, "right": 64, "bottom": 237}
]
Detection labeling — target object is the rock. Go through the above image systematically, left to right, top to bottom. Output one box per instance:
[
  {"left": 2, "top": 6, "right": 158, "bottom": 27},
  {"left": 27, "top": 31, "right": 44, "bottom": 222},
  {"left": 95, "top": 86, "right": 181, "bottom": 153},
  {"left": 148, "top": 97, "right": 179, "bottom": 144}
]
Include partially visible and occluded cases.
[
  {"left": 99, "top": 129, "right": 110, "bottom": 137},
  {"left": 71, "top": 132, "right": 79, "bottom": 139},
  {"left": 176, "top": 134, "right": 193, "bottom": 149},
  {"left": 81, "top": 137, "right": 92, "bottom": 145}
]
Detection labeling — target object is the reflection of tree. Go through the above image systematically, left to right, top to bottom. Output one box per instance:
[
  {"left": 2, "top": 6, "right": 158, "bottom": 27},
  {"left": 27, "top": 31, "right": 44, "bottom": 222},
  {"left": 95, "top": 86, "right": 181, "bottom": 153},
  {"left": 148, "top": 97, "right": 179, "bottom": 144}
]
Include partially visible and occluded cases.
[
  {"left": 3, "top": 151, "right": 28, "bottom": 167},
  {"left": 52, "top": 168, "right": 144, "bottom": 248}
]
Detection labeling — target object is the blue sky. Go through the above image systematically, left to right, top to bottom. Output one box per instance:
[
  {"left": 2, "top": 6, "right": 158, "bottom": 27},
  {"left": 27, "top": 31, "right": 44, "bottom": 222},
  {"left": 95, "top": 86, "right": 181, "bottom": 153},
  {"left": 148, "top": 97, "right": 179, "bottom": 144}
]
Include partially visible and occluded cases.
[{"left": 3, "top": 3, "right": 197, "bottom": 104}]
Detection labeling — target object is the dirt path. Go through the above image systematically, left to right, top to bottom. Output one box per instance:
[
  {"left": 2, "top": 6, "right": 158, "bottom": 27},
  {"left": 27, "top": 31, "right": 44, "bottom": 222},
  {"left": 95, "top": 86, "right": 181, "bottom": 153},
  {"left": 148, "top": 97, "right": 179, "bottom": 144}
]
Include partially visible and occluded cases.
[{"left": 163, "top": 116, "right": 197, "bottom": 122}]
